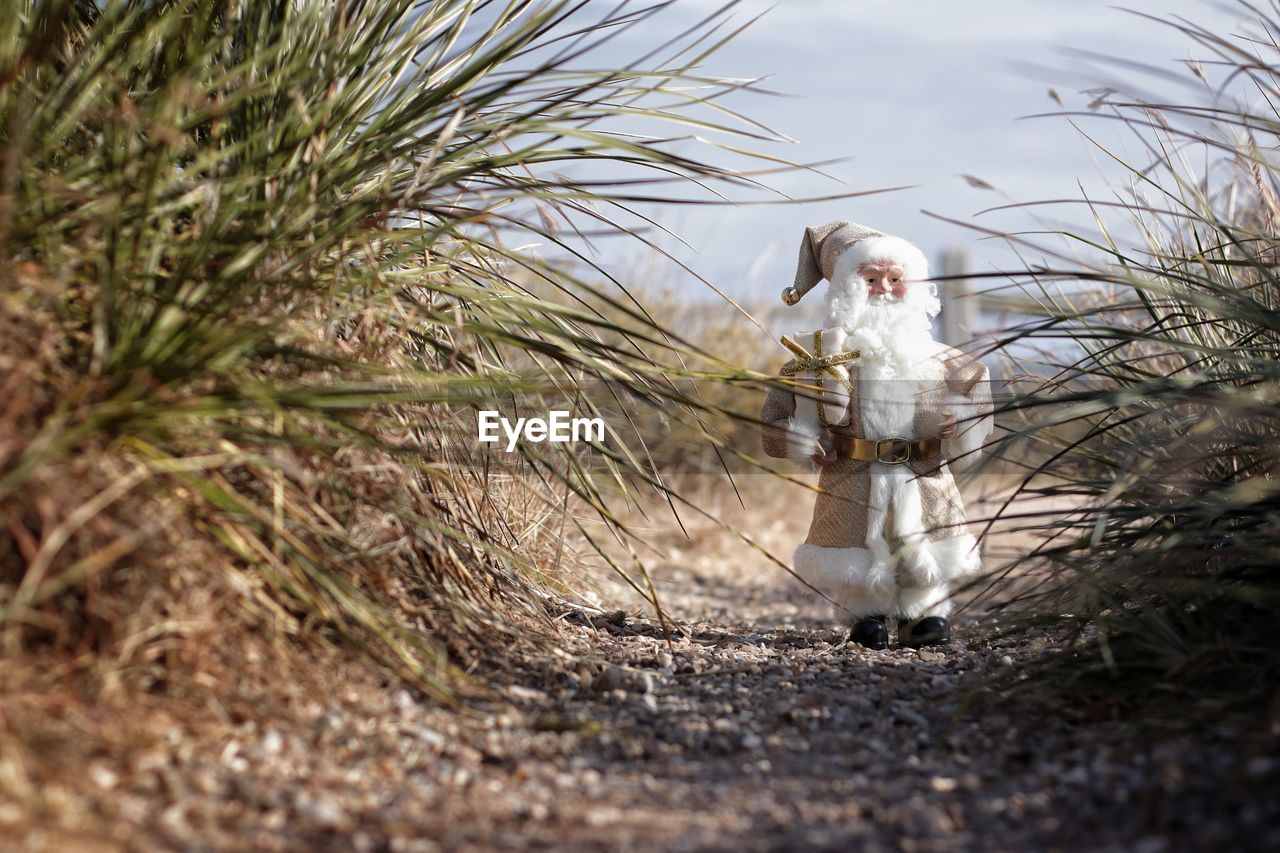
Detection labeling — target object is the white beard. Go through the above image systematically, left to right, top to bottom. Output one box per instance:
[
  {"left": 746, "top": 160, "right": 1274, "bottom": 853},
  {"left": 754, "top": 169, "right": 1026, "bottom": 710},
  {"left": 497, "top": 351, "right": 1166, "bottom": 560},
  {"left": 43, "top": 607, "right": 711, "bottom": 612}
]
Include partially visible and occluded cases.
[
  {"left": 826, "top": 293, "right": 948, "bottom": 590},
  {"left": 831, "top": 297, "right": 944, "bottom": 440}
]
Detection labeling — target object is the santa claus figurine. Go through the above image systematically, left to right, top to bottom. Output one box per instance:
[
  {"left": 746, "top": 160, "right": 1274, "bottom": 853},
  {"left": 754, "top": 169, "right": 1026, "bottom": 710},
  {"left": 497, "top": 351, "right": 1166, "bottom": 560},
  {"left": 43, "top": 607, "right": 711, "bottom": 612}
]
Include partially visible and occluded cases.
[{"left": 761, "top": 220, "right": 993, "bottom": 649}]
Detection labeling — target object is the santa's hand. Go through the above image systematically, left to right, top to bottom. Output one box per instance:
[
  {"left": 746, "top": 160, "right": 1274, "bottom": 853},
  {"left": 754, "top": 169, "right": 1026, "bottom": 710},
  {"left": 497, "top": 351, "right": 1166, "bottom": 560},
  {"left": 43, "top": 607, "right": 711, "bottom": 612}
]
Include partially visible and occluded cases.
[
  {"left": 936, "top": 411, "right": 957, "bottom": 439},
  {"left": 811, "top": 446, "right": 838, "bottom": 466}
]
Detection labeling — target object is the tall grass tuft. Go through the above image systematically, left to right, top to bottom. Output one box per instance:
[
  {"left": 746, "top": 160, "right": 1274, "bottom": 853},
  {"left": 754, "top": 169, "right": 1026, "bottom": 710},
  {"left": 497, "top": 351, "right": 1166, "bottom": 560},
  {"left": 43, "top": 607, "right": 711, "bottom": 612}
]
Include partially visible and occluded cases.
[
  {"left": 0, "top": 0, "right": 821, "bottom": 702},
  {"left": 983, "top": 1, "right": 1280, "bottom": 712}
]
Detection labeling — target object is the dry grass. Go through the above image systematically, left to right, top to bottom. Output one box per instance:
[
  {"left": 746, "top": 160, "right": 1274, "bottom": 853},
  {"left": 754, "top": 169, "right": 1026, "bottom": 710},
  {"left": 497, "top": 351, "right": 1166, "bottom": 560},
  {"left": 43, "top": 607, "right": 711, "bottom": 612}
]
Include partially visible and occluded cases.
[
  {"left": 0, "top": 0, "right": 864, "bottom": 836},
  {"left": 966, "top": 1, "right": 1280, "bottom": 711}
]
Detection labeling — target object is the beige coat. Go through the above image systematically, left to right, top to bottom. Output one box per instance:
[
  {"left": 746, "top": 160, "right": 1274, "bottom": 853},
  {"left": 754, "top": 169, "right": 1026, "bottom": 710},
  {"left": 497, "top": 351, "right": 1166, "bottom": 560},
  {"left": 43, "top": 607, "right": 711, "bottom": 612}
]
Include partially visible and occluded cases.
[{"left": 761, "top": 344, "right": 993, "bottom": 598}]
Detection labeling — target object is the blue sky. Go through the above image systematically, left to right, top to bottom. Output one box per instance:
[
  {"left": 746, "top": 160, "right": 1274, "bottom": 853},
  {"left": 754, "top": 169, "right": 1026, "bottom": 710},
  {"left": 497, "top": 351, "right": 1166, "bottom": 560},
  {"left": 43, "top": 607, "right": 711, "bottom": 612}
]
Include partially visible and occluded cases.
[{"left": 584, "top": 0, "right": 1234, "bottom": 316}]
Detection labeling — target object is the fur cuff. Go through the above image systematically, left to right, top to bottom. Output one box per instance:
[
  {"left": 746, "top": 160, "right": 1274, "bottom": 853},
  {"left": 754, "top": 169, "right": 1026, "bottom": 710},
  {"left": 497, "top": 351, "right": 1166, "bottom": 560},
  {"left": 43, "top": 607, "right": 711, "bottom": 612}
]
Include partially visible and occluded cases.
[
  {"left": 783, "top": 418, "right": 823, "bottom": 465},
  {"left": 924, "top": 533, "right": 982, "bottom": 579},
  {"left": 792, "top": 544, "right": 872, "bottom": 598},
  {"left": 834, "top": 583, "right": 899, "bottom": 624},
  {"left": 895, "top": 584, "right": 954, "bottom": 620}
]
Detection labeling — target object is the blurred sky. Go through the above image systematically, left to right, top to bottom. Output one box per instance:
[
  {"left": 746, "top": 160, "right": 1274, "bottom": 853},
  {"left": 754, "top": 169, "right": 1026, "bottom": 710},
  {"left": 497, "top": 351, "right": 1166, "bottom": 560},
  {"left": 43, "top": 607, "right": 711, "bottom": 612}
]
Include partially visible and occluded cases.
[{"left": 587, "top": 0, "right": 1236, "bottom": 316}]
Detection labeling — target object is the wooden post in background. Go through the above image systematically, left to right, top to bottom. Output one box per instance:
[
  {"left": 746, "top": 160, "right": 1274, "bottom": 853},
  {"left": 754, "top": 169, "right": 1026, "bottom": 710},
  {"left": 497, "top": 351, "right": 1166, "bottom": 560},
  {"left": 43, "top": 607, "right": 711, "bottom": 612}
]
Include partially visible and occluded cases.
[{"left": 938, "top": 247, "right": 976, "bottom": 348}]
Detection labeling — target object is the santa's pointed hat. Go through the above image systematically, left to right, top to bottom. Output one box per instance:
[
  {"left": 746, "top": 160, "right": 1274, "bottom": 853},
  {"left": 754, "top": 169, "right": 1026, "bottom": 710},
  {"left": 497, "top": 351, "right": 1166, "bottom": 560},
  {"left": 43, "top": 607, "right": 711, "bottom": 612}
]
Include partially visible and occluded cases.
[{"left": 781, "top": 219, "right": 883, "bottom": 305}]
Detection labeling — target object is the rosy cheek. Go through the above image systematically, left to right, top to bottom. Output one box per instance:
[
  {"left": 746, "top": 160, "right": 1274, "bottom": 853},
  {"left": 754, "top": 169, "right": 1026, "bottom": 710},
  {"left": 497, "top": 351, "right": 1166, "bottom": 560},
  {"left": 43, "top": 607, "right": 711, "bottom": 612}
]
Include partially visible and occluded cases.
[{"left": 891, "top": 282, "right": 906, "bottom": 299}]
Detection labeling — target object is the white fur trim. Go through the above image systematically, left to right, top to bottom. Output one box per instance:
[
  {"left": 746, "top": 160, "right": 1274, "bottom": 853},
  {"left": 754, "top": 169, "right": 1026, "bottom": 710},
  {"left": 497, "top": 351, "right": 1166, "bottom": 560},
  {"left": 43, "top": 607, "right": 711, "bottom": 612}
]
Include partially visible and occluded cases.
[
  {"left": 826, "top": 235, "right": 940, "bottom": 325},
  {"left": 842, "top": 236, "right": 931, "bottom": 285},
  {"left": 783, "top": 418, "right": 823, "bottom": 465},
  {"left": 864, "top": 466, "right": 945, "bottom": 588},
  {"left": 864, "top": 467, "right": 892, "bottom": 587},
  {"left": 924, "top": 533, "right": 982, "bottom": 579},
  {"left": 794, "top": 539, "right": 977, "bottom": 623},
  {"left": 792, "top": 544, "right": 872, "bottom": 599},
  {"left": 792, "top": 544, "right": 899, "bottom": 624},
  {"left": 834, "top": 582, "right": 899, "bottom": 625},
  {"left": 894, "top": 584, "right": 953, "bottom": 620}
]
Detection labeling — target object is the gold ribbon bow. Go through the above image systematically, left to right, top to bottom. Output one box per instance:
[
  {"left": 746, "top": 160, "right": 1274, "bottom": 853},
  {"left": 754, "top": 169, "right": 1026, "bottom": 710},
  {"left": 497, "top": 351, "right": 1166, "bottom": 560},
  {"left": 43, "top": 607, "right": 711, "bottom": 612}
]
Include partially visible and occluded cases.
[
  {"left": 777, "top": 331, "right": 860, "bottom": 428},
  {"left": 778, "top": 331, "right": 860, "bottom": 381}
]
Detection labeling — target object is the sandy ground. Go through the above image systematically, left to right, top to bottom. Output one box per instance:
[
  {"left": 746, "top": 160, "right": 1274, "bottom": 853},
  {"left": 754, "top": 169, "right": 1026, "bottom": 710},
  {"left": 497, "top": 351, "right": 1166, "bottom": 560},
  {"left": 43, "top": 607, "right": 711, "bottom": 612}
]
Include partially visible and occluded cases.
[{"left": 9, "top": 472, "right": 1280, "bottom": 851}]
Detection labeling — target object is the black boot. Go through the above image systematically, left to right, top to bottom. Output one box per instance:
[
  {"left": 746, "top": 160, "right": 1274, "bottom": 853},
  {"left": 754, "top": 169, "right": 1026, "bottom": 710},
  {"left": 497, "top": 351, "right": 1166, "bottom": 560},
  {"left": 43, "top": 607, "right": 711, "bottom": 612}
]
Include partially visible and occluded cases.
[
  {"left": 849, "top": 614, "right": 889, "bottom": 650},
  {"left": 899, "top": 616, "right": 951, "bottom": 648}
]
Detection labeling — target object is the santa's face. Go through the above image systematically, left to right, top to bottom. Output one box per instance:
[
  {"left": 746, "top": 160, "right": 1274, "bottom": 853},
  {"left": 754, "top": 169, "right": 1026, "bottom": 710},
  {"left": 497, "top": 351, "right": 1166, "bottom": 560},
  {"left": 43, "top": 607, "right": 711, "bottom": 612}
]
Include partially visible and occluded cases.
[
  {"left": 822, "top": 235, "right": 940, "bottom": 353},
  {"left": 859, "top": 260, "right": 906, "bottom": 303}
]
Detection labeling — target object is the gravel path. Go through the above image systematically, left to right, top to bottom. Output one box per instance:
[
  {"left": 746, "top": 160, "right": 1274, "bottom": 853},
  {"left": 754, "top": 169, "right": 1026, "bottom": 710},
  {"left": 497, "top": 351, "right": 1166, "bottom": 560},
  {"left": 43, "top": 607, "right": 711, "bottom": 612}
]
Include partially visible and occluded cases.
[
  {"left": 26, "top": 495, "right": 1279, "bottom": 850},
  {"left": 61, "top": 545, "right": 1275, "bottom": 851}
]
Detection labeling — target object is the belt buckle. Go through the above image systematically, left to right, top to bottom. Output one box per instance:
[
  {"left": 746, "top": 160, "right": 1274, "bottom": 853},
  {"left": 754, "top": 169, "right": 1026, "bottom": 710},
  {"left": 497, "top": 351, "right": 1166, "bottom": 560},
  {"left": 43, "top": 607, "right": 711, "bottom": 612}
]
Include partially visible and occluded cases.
[{"left": 874, "top": 437, "right": 911, "bottom": 464}]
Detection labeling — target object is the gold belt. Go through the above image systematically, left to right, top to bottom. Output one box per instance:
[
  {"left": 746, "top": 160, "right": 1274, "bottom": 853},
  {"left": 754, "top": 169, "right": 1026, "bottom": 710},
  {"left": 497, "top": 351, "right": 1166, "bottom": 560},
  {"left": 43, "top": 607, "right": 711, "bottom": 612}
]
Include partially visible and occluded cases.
[{"left": 831, "top": 435, "right": 942, "bottom": 464}]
